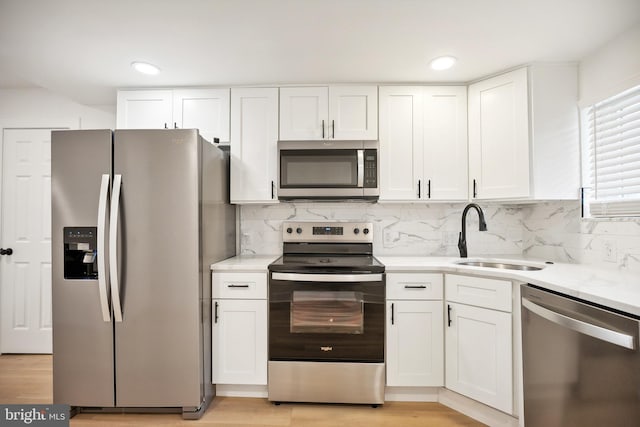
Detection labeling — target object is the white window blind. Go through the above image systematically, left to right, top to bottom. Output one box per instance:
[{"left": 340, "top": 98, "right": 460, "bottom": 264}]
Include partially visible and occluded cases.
[{"left": 584, "top": 84, "right": 640, "bottom": 217}]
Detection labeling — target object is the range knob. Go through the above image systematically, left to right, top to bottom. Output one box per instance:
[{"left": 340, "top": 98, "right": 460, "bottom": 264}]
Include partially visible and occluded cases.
[
  {"left": 286, "top": 227, "right": 293, "bottom": 234},
  {"left": 296, "top": 227, "right": 303, "bottom": 234},
  {"left": 353, "top": 228, "right": 360, "bottom": 235},
  {"left": 363, "top": 228, "right": 370, "bottom": 235}
]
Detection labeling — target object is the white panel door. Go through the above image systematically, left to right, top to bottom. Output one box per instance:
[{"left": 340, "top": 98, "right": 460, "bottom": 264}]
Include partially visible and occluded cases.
[
  {"left": 468, "top": 68, "right": 530, "bottom": 199},
  {"left": 329, "top": 86, "right": 378, "bottom": 140},
  {"left": 378, "top": 86, "right": 423, "bottom": 200},
  {"left": 423, "top": 86, "right": 468, "bottom": 201},
  {"left": 279, "top": 87, "right": 328, "bottom": 140},
  {"left": 173, "top": 88, "right": 230, "bottom": 142},
  {"left": 230, "top": 88, "right": 279, "bottom": 204},
  {"left": 116, "top": 90, "right": 173, "bottom": 129},
  {"left": 1, "top": 129, "right": 58, "bottom": 353},
  {"left": 212, "top": 299, "right": 268, "bottom": 385},
  {"left": 386, "top": 300, "right": 444, "bottom": 387},
  {"left": 445, "top": 302, "right": 513, "bottom": 414}
]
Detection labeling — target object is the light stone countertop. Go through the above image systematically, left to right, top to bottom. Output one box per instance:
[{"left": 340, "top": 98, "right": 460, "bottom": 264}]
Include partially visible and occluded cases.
[
  {"left": 210, "top": 254, "right": 640, "bottom": 317},
  {"left": 210, "top": 255, "right": 279, "bottom": 272},
  {"left": 378, "top": 255, "right": 640, "bottom": 317}
]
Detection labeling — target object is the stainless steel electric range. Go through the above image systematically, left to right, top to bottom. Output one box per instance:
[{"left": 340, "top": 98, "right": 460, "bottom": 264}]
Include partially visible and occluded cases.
[{"left": 267, "top": 221, "right": 385, "bottom": 406}]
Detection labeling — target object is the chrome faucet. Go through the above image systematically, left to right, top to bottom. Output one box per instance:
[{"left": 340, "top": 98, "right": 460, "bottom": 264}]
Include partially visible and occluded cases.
[{"left": 458, "top": 203, "right": 487, "bottom": 258}]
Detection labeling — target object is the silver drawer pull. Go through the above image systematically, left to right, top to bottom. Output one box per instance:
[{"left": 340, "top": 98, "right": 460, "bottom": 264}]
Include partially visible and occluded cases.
[
  {"left": 227, "top": 284, "right": 250, "bottom": 288},
  {"left": 404, "top": 285, "right": 427, "bottom": 289}
]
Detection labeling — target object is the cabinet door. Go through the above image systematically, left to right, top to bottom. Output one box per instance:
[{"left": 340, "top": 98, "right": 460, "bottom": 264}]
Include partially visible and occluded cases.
[
  {"left": 468, "top": 68, "right": 530, "bottom": 200},
  {"left": 329, "top": 86, "right": 378, "bottom": 140},
  {"left": 378, "top": 86, "right": 423, "bottom": 201},
  {"left": 279, "top": 87, "right": 328, "bottom": 140},
  {"left": 423, "top": 87, "right": 468, "bottom": 201},
  {"left": 230, "top": 88, "right": 279, "bottom": 204},
  {"left": 173, "top": 89, "right": 230, "bottom": 142},
  {"left": 116, "top": 90, "right": 173, "bottom": 129},
  {"left": 212, "top": 299, "right": 267, "bottom": 385},
  {"left": 386, "top": 300, "right": 444, "bottom": 387},
  {"left": 445, "top": 302, "right": 513, "bottom": 413}
]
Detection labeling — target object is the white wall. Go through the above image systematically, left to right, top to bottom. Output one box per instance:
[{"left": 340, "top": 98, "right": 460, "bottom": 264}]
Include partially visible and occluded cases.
[
  {"left": 524, "top": 23, "right": 640, "bottom": 273},
  {"left": 579, "top": 23, "right": 640, "bottom": 106},
  {"left": 0, "top": 88, "right": 115, "bottom": 129}
]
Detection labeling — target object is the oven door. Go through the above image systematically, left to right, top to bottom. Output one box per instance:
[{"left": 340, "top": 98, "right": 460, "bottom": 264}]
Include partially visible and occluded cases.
[{"left": 269, "top": 272, "right": 385, "bottom": 362}]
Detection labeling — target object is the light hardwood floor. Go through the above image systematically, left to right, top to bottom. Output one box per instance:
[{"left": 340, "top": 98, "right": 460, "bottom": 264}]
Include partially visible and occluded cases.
[{"left": 0, "top": 355, "right": 485, "bottom": 426}]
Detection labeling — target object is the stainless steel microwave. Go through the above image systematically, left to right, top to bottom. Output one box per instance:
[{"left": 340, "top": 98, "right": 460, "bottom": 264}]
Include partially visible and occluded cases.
[{"left": 278, "top": 141, "right": 379, "bottom": 200}]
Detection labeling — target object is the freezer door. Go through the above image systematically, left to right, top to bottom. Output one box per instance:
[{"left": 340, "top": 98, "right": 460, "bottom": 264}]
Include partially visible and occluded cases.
[
  {"left": 51, "top": 129, "right": 114, "bottom": 407},
  {"left": 113, "top": 129, "right": 203, "bottom": 407}
]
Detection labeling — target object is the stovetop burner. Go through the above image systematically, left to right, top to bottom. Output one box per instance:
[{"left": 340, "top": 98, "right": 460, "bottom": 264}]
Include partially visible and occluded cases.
[
  {"left": 268, "top": 221, "right": 385, "bottom": 274},
  {"left": 268, "top": 253, "right": 385, "bottom": 273}
]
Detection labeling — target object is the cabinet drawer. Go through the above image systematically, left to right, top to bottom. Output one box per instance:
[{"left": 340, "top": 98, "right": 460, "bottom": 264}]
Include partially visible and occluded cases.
[
  {"left": 212, "top": 272, "right": 267, "bottom": 299},
  {"left": 386, "top": 273, "right": 443, "bottom": 300},
  {"left": 445, "top": 274, "right": 511, "bottom": 312}
]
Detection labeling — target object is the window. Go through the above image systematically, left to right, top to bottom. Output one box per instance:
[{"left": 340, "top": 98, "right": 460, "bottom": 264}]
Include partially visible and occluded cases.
[{"left": 583, "top": 84, "right": 640, "bottom": 217}]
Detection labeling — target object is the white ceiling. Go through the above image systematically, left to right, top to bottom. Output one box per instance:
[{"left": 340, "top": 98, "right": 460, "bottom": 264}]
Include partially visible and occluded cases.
[{"left": 1, "top": 0, "right": 639, "bottom": 106}]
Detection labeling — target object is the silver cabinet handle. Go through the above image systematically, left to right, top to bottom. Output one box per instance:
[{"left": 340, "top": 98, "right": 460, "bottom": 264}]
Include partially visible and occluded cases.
[
  {"left": 357, "top": 149, "right": 364, "bottom": 188},
  {"left": 96, "top": 174, "right": 111, "bottom": 322},
  {"left": 109, "top": 174, "right": 123, "bottom": 323},
  {"left": 271, "top": 272, "right": 383, "bottom": 282},
  {"left": 522, "top": 298, "right": 635, "bottom": 350}
]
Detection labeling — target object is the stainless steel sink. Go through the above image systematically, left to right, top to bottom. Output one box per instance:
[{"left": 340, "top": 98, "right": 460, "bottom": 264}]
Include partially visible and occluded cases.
[{"left": 455, "top": 260, "right": 544, "bottom": 271}]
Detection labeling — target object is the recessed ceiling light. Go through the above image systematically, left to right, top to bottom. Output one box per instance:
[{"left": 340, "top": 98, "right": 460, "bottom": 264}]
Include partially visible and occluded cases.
[
  {"left": 430, "top": 56, "right": 457, "bottom": 71},
  {"left": 131, "top": 61, "right": 160, "bottom": 75}
]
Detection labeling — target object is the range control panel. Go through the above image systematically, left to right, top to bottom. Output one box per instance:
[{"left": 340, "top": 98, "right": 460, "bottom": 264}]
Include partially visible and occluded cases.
[{"left": 282, "top": 221, "right": 373, "bottom": 243}]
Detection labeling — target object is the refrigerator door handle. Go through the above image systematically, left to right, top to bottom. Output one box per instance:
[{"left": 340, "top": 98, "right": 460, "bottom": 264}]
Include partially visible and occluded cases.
[
  {"left": 96, "top": 174, "right": 111, "bottom": 322},
  {"left": 109, "top": 174, "right": 124, "bottom": 322}
]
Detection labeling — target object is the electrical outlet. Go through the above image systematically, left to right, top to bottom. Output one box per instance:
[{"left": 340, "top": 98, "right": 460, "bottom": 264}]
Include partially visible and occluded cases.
[{"left": 603, "top": 239, "right": 617, "bottom": 263}]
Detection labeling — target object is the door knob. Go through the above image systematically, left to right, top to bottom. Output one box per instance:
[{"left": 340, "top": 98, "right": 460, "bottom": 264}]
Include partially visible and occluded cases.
[{"left": 0, "top": 248, "right": 13, "bottom": 255}]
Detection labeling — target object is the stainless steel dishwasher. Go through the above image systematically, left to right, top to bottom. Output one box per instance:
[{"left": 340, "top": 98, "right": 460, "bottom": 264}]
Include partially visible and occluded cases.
[{"left": 521, "top": 284, "right": 640, "bottom": 427}]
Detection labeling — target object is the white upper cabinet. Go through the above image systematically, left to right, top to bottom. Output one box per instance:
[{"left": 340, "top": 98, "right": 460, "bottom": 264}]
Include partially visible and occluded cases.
[
  {"left": 468, "top": 64, "right": 579, "bottom": 200},
  {"left": 279, "top": 86, "right": 378, "bottom": 140},
  {"left": 329, "top": 86, "right": 378, "bottom": 140},
  {"left": 379, "top": 86, "right": 468, "bottom": 201},
  {"left": 379, "top": 86, "right": 423, "bottom": 200},
  {"left": 230, "top": 88, "right": 279, "bottom": 204},
  {"left": 116, "top": 89, "right": 231, "bottom": 143},
  {"left": 173, "top": 89, "right": 230, "bottom": 142},
  {"left": 116, "top": 90, "right": 173, "bottom": 129}
]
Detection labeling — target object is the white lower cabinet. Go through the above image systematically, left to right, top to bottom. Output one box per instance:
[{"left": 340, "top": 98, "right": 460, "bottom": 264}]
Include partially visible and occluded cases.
[
  {"left": 212, "top": 272, "right": 267, "bottom": 385},
  {"left": 386, "top": 273, "right": 444, "bottom": 387},
  {"left": 445, "top": 274, "right": 513, "bottom": 414}
]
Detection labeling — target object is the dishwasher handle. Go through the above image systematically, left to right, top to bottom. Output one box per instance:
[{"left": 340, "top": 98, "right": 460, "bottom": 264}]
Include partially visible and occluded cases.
[{"left": 522, "top": 297, "right": 636, "bottom": 350}]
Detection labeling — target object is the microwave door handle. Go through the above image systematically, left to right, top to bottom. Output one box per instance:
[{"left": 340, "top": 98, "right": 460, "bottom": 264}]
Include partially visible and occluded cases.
[{"left": 357, "top": 149, "right": 364, "bottom": 188}]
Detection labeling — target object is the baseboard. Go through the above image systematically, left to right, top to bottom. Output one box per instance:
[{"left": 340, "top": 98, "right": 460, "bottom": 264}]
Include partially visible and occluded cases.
[
  {"left": 215, "top": 384, "right": 268, "bottom": 398},
  {"left": 384, "top": 386, "right": 439, "bottom": 402},
  {"left": 438, "top": 388, "right": 518, "bottom": 427}
]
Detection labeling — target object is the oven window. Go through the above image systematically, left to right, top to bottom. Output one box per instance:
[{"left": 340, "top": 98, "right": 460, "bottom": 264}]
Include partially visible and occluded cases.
[
  {"left": 280, "top": 150, "right": 357, "bottom": 187},
  {"left": 291, "top": 290, "right": 364, "bottom": 334}
]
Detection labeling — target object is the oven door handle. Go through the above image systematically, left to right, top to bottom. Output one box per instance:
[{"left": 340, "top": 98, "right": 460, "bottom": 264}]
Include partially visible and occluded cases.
[{"left": 271, "top": 272, "right": 383, "bottom": 282}]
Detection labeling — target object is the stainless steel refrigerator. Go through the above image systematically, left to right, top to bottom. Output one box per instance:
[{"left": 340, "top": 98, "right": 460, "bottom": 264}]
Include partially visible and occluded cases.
[{"left": 51, "top": 129, "right": 236, "bottom": 418}]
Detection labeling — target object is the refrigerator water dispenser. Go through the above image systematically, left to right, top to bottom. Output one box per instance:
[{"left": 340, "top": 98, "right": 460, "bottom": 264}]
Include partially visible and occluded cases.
[{"left": 64, "top": 227, "right": 98, "bottom": 279}]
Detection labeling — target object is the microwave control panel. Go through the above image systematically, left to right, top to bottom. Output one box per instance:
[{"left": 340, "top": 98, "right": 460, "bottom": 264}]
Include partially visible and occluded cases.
[{"left": 364, "top": 149, "right": 377, "bottom": 188}]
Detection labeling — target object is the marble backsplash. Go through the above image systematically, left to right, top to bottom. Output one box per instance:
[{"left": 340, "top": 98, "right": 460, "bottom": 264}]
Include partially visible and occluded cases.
[
  {"left": 239, "top": 200, "right": 640, "bottom": 273},
  {"left": 522, "top": 200, "right": 640, "bottom": 272},
  {"left": 239, "top": 202, "right": 523, "bottom": 257}
]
